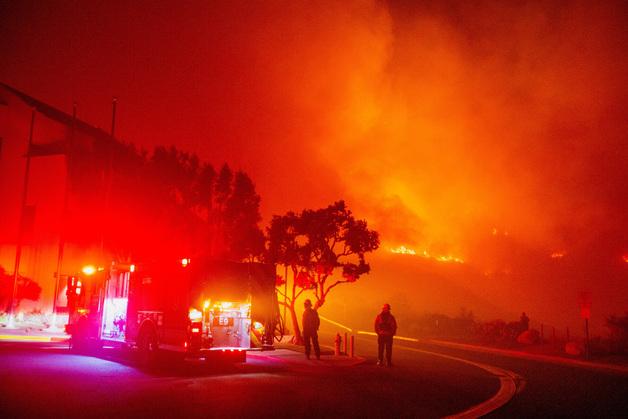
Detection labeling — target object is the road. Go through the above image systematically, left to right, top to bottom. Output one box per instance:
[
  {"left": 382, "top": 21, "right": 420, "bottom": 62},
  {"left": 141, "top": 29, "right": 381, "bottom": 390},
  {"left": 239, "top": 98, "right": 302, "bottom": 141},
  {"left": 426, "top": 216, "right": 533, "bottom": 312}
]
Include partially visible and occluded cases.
[
  {"left": 0, "top": 334, "right": 626, "bottom": 418},
  {"left": 0, "top": 338, "right": 496, "bottom": 419},
  {"left": 412, "top": 339, "right": 628, "bottom": 418}
]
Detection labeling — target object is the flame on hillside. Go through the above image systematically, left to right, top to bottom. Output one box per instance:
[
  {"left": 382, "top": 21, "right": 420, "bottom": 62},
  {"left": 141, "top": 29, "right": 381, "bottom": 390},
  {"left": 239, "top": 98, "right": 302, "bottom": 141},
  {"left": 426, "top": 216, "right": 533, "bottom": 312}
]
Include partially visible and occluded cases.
[
  {"left": 389, "top": 245, "right": 464, "bottom": 264},
  {"left": 389, "top": 245, "right": 416, "bottom": 255},
  {"left": 550, "top": 251, "right": 566, "bottom": 259}
]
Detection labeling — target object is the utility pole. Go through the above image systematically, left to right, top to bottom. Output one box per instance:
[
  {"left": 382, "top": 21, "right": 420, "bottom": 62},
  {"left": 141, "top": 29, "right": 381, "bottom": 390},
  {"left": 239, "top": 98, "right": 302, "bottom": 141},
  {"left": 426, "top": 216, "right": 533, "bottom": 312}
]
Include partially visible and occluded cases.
[
  {"left": 100, "top": 97, "right": 117, "bottom": 255},
  {"left": 51, "top": 103, "right": 76, "bottom": 329},
  {"left": 9, "top": 109, "right": 36, "bottom": 327},
  {"left": 584, "top": 317, "right": 590, "bottom": 360}
]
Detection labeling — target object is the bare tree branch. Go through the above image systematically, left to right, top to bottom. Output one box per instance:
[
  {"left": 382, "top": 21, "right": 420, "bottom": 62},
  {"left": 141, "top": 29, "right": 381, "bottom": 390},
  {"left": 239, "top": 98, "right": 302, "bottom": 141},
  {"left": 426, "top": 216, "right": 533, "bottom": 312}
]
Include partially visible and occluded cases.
[{"left": 324, "top": 279, "right": 348, "bottom": 298}]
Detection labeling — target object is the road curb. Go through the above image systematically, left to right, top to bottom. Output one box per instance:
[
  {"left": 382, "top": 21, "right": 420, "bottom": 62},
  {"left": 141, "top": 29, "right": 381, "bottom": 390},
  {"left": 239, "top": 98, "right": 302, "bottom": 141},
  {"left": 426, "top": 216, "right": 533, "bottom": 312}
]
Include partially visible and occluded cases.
[
  {"left": 426, "top": 339, "right": 628, "bottom": 376},
  {"left": 393, "top": 343, "right": 524, "bottom": 418},
  {"left": 250, "top": 347, "right": 367, "bottom": 368}
]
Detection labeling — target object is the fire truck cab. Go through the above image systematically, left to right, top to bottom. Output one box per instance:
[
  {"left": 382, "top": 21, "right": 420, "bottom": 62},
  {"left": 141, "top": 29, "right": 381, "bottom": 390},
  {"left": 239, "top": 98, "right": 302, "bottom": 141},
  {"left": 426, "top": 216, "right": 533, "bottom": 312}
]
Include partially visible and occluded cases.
[{"left": 67, "top": 258, "right": 278, "bottom": 363}]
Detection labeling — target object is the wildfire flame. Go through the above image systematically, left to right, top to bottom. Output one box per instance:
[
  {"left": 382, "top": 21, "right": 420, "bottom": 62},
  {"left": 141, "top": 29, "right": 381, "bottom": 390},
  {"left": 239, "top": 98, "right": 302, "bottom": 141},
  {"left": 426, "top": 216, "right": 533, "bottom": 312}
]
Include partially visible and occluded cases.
[
  {"left": 389, "top": 245, "right": 416, "bottom": 255},
  {"left": 390, "top": 246, "right": 464, "bottom": 264},
  {"left": 550, "top": 251, "right": 566, "bottom": 259},
  {"left": 433, "top": 254, "right": 465, "bottom": 264}
]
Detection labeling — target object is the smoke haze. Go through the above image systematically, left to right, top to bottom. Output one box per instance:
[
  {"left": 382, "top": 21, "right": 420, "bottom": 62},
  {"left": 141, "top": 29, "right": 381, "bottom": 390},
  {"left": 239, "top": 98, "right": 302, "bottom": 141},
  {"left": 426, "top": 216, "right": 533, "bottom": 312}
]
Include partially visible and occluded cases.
[{"left": 1, "top": 0, "right": 626, "bottom": 331}]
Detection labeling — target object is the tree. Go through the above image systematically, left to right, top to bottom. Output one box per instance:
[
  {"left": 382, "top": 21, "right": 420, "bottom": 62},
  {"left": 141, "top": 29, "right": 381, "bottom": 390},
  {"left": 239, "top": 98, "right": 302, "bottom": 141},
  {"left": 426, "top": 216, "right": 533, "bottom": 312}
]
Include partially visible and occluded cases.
[
  {"left": 70, "top": 139, "right": 264, "bottom": 262},
  {"left": 224, "top": 171, "right": 265, "bottom": 260},
  {"left": 267, "top": 201, "right": 379, "bottom": 343},
  {"left": 301, "top": 201, "right": 380, "bottom": 309},
  {"left": 267, "top": 211, "right": 311, "bottom": 343},
  {"left": 0, "top": 266, "right": 42, "bottom": 312},
  {"left": 606, "top": 313, "right": 628, "bottom": 354}
]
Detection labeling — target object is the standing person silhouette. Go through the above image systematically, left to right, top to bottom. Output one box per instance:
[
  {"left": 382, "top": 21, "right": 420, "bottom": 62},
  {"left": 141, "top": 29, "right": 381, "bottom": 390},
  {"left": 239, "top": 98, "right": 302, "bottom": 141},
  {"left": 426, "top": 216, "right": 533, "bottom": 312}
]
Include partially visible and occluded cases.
[
  {"left": 302, "top": 299, "right": 320, "bottom": 360},
  {"left": 375, "top": 303, "right": 397, "bottom": 367},
  {"left": 520, "top": 312, "right": 530, "bottom": 331}
]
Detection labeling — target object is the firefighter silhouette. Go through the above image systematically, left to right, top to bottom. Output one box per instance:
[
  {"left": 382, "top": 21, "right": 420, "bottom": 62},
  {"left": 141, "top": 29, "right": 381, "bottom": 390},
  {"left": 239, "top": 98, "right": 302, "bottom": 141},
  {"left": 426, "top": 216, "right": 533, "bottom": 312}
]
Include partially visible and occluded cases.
[
  {"left": 302, "top": 299, "right": 321, "bottom": 360},
  {"left": 375, "top": 303, "right": 397, "bottom": 367}
]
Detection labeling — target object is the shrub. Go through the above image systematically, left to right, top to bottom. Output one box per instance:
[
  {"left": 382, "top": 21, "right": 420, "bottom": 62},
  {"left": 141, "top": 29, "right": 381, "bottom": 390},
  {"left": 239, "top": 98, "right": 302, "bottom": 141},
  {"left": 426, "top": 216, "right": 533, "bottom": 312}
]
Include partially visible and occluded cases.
[{"left": 606, "top": 313, "right": 628, "bottom": 355}]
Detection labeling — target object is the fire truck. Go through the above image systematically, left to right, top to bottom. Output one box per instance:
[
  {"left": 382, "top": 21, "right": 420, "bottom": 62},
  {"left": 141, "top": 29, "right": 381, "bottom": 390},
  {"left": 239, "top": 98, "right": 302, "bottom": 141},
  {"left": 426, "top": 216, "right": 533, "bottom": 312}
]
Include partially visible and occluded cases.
[{"left": 66, "top": 258, "right": 280, "bottom": 363}]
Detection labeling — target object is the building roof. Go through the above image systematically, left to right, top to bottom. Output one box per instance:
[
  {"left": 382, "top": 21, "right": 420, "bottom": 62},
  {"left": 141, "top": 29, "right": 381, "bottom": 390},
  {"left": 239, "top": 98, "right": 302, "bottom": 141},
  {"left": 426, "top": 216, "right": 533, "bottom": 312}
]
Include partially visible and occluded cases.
[{"left": 0, "top": 82, "right": 115, "bottom": 146}]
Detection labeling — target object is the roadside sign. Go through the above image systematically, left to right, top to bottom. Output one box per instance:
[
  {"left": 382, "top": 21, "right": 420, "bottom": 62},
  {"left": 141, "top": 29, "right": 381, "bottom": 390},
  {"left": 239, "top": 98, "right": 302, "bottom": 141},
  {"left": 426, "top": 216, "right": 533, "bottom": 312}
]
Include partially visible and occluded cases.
[{"left": 579, "top": 291, "right": 591, "bottom": 319}]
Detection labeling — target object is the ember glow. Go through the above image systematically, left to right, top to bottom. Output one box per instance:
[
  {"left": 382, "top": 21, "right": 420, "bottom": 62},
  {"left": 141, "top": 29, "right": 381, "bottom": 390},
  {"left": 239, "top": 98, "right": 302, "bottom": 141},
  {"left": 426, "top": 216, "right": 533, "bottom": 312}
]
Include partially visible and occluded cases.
[
  {"left": 389, "top": 246, "right": 416, "bottom": 256},
  {"left": 390, "top": 246, "right": 464, "bottom": 264}
]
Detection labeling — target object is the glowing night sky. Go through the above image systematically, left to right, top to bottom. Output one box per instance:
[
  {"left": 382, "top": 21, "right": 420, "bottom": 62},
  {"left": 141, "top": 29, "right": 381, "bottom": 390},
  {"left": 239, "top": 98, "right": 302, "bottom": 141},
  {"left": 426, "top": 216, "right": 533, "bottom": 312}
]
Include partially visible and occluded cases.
[{"left": 1, "top": 1, "right": 626, "bottom": 331}]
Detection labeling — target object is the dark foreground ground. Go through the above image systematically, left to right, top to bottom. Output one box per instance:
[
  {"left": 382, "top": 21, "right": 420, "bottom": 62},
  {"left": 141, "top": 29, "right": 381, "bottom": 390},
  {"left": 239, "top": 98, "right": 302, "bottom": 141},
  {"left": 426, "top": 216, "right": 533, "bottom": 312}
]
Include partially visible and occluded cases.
[
  {"left": 0, "top": 333, "right": 626, "bottom": 418},
  {"left": 0, "top": 338, "right": 495, "bottom": 419},
  {"left": 411, "top": 339, "right": 628, "bottom": 418}
]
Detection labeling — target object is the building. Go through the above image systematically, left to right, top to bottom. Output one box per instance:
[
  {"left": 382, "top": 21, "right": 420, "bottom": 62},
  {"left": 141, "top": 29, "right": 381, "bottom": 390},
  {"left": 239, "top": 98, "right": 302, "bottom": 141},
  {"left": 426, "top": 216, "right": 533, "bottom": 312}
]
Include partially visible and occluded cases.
[{"left": 0, "top": 83, "right": 114, "bottom": 316}]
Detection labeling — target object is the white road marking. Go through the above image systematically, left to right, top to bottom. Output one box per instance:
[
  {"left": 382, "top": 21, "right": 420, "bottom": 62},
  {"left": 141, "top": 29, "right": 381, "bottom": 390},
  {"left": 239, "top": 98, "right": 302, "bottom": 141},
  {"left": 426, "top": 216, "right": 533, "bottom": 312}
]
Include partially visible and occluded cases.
[{"left": 393, "top": 343, "right": 524, "bottom": 418}]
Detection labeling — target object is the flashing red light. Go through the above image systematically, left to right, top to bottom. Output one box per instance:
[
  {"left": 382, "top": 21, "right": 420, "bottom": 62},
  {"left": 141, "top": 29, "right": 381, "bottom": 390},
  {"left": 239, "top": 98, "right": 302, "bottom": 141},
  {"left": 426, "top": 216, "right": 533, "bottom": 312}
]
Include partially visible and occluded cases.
[
  {"left": 181, "top": 258, "right": 190, "bottom": 267},
  {"left": 191, "top": 327, "right": 200, "bottom": 333}
]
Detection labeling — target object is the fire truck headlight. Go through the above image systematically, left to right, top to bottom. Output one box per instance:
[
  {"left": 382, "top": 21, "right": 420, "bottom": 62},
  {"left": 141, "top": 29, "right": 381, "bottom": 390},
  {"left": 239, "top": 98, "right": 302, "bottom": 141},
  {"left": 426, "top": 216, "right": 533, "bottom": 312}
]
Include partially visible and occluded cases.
[
  {"left": 82, "top": 265, "right": 96, "bottom": 276},
  {"left": 189, "top": 308, "right": 203, "bottom": 321}
]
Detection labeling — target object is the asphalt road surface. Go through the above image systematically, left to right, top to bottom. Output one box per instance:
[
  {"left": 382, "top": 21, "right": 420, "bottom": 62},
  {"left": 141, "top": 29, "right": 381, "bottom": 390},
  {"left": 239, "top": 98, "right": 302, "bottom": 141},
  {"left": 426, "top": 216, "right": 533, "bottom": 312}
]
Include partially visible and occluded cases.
[
  {"left": 348, "top": 332, "right": 628, "bottom": 418},
  {"left": 0, "top": 335, "right": 626, "bottom": 418},
  {"left": 0, "top": 338, "right": 496, "bottom": 419},
  {"left": 413, "top": 339, "right": 628, "bottom": 418}
]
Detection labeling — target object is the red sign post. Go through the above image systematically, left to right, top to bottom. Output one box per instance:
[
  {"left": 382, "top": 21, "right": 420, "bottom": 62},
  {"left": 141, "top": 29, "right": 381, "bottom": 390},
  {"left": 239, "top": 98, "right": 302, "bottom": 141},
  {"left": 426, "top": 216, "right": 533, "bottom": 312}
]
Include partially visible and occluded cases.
[{"left": 579, "top": 292, "right": 591, "bottom": 359}]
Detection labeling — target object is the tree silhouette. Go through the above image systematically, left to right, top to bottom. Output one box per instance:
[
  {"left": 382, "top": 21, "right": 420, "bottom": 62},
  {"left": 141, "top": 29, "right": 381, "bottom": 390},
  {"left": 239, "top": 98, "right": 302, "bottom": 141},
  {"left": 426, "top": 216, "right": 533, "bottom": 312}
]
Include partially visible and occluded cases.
[
  {"left": 66, "top": 139, "right": 264, "bottom": 262},
  {"left": 224, "top": 171, "right": 265, "bottom": 260},
  {"left": 267, "top": 201, "right": 379, "bottom": 343},
  {"left": 267, "top": 211, "right": 309, "bottom": 342},
  {"left": 0, "top": 266, "right": 42, "bottom": 312}
]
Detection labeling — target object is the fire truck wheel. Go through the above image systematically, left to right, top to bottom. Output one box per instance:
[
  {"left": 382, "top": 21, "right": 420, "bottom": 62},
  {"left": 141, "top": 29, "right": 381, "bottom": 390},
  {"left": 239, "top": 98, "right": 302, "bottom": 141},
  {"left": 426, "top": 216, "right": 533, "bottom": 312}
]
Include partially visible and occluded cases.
[
  {"left": 70, "top": 317, "right": 89, "bottom": 353},
  {"left": 137, "top": 326, "right": 159, "bottom": 367}
]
